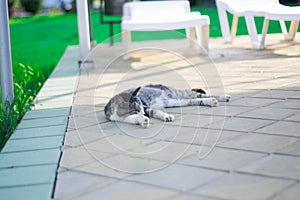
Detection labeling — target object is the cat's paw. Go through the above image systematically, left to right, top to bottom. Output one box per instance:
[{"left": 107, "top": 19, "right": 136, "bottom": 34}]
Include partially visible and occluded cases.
[
  {"left": 217, "top": 94, "right": 231, "bottom": 102},
  {"left": 202, "top": 98, "right": 219, "bottom": 107},
  {"left": 163, "top": 114, "right": 175, "bottom": 122},
  {"left": 138, "top": 115, "right": 150, "bottom": 128}
]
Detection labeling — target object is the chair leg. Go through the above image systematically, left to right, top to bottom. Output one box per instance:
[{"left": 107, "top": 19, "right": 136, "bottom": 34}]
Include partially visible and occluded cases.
[
  {"left": 216, "top": 1, "right": 231, "bottom": 43},
  {"left": 245, "top": 11, "right": 262, "bottom": 49},
  {"left": 231, "top": 16, "right": 239, "bottom": 42},
  {"left": 261, "top": 18, "right": 269, "bottom": 49},
  {"left": 279, "top": 20, "right": 288, "bottom": 37},
  {"left": 286, "top": 20, "right": 299, "bottom": 41},
  {"left": 199, "top": 24, "right": 209, "bottom": 55},
  {"left": 189, "top": 27, "right": 196, "bottom": 47},
  {"left": 122, "top": 30, "right": 131, "bottom": 60}
]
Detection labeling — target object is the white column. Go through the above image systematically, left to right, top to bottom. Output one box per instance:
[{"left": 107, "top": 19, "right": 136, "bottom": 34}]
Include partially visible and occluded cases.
[
  {"left": 0, "top": 0, "right": 14, "bottom": 109},
  {"left": 76, "top": 0, "right": 91, "bottom": 61}
]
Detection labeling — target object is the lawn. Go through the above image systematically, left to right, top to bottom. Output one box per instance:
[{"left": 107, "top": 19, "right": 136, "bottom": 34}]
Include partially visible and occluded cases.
[{"left": 0, "top": 6, "right": 293, "bottom": 150}]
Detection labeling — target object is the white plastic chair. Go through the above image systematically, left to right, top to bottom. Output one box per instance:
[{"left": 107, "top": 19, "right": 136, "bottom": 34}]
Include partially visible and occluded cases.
[
  {"left": 216, "top": 0, "right": 298, "bottom": 49},
  {"left": 121, "top": 1, "right": 210, "bottom": 59},
  {"left": 256, "top": 6, "right": 300, "bottom": 49}
]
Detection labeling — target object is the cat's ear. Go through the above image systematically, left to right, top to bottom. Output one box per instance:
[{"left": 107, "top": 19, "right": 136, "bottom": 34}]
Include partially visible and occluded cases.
[
  {"left": 132, "top": 87, "right": 141, "bottom": 97},
  {"left": 192, "top": 88, "right": 206, "bottom": 94}
]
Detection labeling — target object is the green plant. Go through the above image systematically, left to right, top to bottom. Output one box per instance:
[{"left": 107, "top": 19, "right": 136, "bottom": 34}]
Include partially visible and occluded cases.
[
  {"left": 20, "top": 0, "right": 42, "bottom": 14},
  {"left": 0, "top": 64, "right": 44, "bottom": 150}
]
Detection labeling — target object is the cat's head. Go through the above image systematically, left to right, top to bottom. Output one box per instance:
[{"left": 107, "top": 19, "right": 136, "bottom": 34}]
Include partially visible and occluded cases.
[{"left": 129, "top": 87, "right": 144, "bottom": 115}]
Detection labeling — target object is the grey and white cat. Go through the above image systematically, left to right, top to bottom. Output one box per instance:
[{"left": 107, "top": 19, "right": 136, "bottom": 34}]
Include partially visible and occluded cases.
[{"left": 104, "top": 84, "right": 231, "bottom": 128}]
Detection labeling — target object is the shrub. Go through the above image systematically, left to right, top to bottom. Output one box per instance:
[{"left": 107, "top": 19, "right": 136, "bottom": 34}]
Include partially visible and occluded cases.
[
  {"left": 20, "top": 0, "right": 42, "bottom": 14},
  {"left": 0, "top": 64, "right": 44, "bottom": 150}
]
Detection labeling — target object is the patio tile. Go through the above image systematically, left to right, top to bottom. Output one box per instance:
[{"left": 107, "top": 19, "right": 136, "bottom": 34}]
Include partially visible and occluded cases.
[
  {"left": 252, "top": 90, "right": 299, "bottom": 99},
  {"left": 230, "top": 97, "right": 278, "bottom": 108},
  {"left": 267, "top": 99, "right": 300, "bottom": 110},
  {"left": 166, "top": 106, "right": 209, "bottom": 115},
  {"left": 198, "top": 106, "right": 252, "bottom": 117},
  {"left": 22, "top": 107, "right": 70, "bottom": 120},
  {"left": 238, "top": 107, "right": 297, "bottom": 120},
  {"left": 284, "top": 112, "right": 300, "bottom": 122},
  {"left": 166, "top": 114, "right": 225, "bottom": 128},
  {"left": 17, "top": 116, "right": 68, "bottom": 129},
  {"left": 67, "top": 116, "right": 101, "bottom": 130},
  {"left": 206, "top": 117, "right": 273, "bottom": 132},
  {"left": 256, "top": 121, "right": 300, "bottom": 137},
  {"left": 10, "top": 125, "right": 66, "bottom": 139},
  {"left": 63, "top": 125, "right": 111, "bottom": 148},
  {"left": 168, "top": 128, "right": 244, "bottom": 146},
  {"left": 219, "top": 133, "right": 298, "bottom": 153},
  {"left": 83, "top": 134, "right": 153, "bottom": 154},
  {"left": 1, "top": 136, "right": 64, "bottom": 153},
  {"left": 275, "top": 139, "right": 300, "bottom": 156},
  {"left": 129, "top": 141, "right": 198, "bottom": 163},
  {"left": 59, "top": 147, "right": 111, "bottom": 169},
  {"left": 180, "top": 147, "right": 266, "bottom": 171},
  {"left": 0, "top": 148, "right": 60, "bottom": 169},
  {"left": 100, "top": 153, "right": 167, "bottom": 174},
  {"left": 238, "top": 154, "right": 300, "bottom": 180},
  {"left": 75, "top": 161, "right": 129, "bottom": 179},
  {"left": 0, "top": 164, "right": 57, "bottom": 187},
  {"left": 127, "top": 164, "right": 225, "bottom": 192},
  {"left": 54, "top": 171, "right": 114, "bottom": 199},
  {"left": 192, "top": 173, "right": 294, "bottom": 200},
  {"left": 75, "top": 180, "right": 177, "bottom": 200},
  {"left": 0, "top": 183, "right": 53, "bottom": 200},
  {"left": 272, "top": 183, "right": 300, "bottom": 200},
  {"left": 171, "top": 193, "right": 216, "bottom": 200}
]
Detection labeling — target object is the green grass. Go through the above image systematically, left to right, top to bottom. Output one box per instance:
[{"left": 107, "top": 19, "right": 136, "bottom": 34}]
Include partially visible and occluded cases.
[{"left": 0, "top": 6, "right": 295, "bottom": 150}]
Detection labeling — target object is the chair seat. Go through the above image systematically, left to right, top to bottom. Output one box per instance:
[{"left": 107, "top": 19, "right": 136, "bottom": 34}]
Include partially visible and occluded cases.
[
  {"left": 216, "top": 0, "right": 300, "bottom": 49},
  {"left": 121, "top": 1, "right": 210, "bottom": 60},
  {"left": 122, "top": 13, "right": 209, "bottom": 31}
]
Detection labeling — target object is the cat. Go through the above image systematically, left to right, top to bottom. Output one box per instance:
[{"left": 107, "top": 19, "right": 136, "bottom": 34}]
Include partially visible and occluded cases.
[{"left": 104, "top": 84, "right": 231, "bottom": 128}]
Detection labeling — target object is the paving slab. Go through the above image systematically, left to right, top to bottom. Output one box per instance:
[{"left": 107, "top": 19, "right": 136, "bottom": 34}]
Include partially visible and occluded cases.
[
  {"left": 238, "top": 107, "right": 298, "bottom": 120},
  {"left": 284, "top": 112, "right": 300, "bottom": 122},
  {"left": 206, "top": 117, "right": 274, "bottom": 132},
  {"left": 256, "top": 121, "right": 300, "bottom": 137},
  {"left": 10, "top": 125, "right": 66, "bottom": 140},
  {"left": 166, "top": 128, "right": 244, "bottom": 146},
  {"left": 219, "top": 133, "right": 298, "bottom": 153},
  {"left": 1, "top": 135, "right": 64, "bottom": 153},
  {"left": 275, "top": 139, "right": 300, "bottom": 156},
  {"left": 179, "top": 147, "right": 267, "bottom": 171},
  {"left": 0, "top": 148, "right": 60, "bottom": 169},
  {"left": 238, "top": 154, "right": 300, "bottom": 180},
  {"left": 0, "top": 164, "right": 57, "bottom": 187},
  {"left": 127, "top": 164, "right": 225, "bottom": 192},
  {"left": 54, "top": 171, "right": 115, "bottom": 199},
  {"left": 192, "top": 173, "right": 295, "bottom": 200},
  {"left": 73, "top": 180, "right": 178, "bottom": 200},
  {"left": 272, "top": 183, "right": 300, "bottom": 200},
  {"left": 0, "top": 184, "right": 53, "bottom": 200}
]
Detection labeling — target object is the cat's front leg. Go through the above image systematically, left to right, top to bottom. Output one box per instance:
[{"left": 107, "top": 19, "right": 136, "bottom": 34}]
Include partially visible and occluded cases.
[
  {"left": 215, "top": 94, "right": 231, "bottom": 102},
  {"left": 191, "top": 98, "right": 219, "bottom": 107},
  {"left": 147, "top": 109, "right": 175, "bottom": 122},
  {"left": 124, "top": 114, "right": 150, "bottom": 128}
]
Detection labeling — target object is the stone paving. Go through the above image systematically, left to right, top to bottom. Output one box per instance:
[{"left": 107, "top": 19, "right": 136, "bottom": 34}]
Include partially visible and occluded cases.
[
  {"left": 0, "top": 34, "right": 300, "bottom": 199},
  {"left": 54, "top": 34, "right": 300, "bottom": 200}
]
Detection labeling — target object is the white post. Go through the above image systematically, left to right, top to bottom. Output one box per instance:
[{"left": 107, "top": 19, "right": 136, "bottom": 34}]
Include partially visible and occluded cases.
[
  {"left": 0, "top": 0, "right": 14, "bottom": 109},
  {"left": 76, "top": 0, "right": 91, "bottom": 61}
]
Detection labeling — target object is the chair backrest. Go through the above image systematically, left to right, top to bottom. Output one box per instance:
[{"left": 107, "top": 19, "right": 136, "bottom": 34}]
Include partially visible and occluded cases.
[{"left": 123, "top": 1, "right": 191, "bottom": 20}]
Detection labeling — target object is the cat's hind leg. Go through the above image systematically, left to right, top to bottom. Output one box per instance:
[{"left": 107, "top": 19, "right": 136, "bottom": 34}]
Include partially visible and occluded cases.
[{"left": 165, "top": 98, "right": 219, "bottom": 107}]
